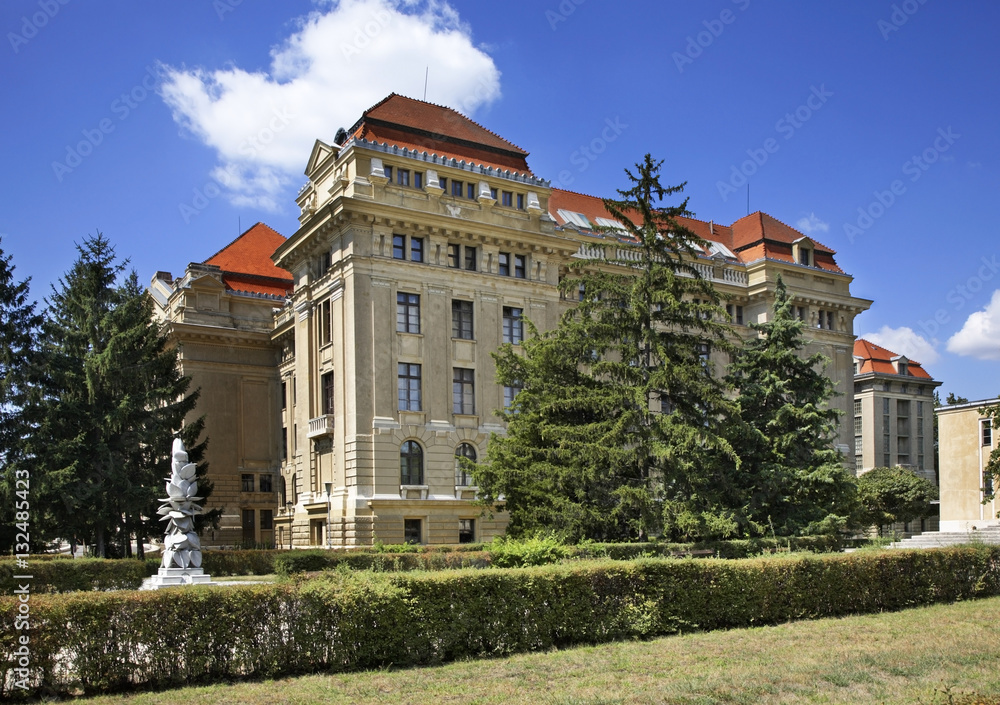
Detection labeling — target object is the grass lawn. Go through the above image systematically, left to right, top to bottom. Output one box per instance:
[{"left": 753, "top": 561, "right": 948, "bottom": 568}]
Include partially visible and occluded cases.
[{"left": 78, "top": 596, "right": 1000, "bottom": 705}]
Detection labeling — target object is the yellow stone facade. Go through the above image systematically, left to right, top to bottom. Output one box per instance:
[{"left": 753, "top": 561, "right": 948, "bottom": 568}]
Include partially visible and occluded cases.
[{"left": 937, "top": 399, "right": 1000, "bottom": 531}]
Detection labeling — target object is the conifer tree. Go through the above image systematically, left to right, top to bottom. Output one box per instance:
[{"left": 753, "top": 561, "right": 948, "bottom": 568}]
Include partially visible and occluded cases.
[
  {"left": 476, "top": 155, "right": 741, "bottom": 541},
  {"left": 29, "top": 235, "right": 208, "bottom": 556},
  {"left": 0, "top": 239, "right": 43, "bottom": 552},
  {"left": 724, "top": 274, "right": 856, "bottom": 535}
]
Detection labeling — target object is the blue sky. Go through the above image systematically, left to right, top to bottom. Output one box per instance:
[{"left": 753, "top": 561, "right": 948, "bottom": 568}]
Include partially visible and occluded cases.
[{"left": 2, "top": 0, "right": 999, "bottom": 401}]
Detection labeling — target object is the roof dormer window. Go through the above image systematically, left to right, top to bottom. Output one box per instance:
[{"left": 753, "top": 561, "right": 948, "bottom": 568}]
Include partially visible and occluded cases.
[{"left": 799, "top": 248, "right": 811, "bottom": 266}]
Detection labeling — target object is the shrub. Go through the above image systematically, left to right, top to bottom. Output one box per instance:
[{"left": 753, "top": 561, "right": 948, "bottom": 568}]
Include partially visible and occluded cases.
[
  {"left": 487, "top": 534, "right": 570, "bottom": 567},
  {"left": 2, "top": 546, "right": 998, "bottom": 698},
  {"left": 0, "top": 558, "right": 147, "bottom": 594}
]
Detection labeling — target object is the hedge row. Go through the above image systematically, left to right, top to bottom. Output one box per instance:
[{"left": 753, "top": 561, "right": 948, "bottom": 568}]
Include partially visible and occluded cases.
[
  {"left": 1, "top": 536, "right": 845, "bottom": 592},
  {"left": 1, "top": 546, "right": 997, "bottom": 698},
  {"left": 0, "top": 559, "right": 147, "bottom": 595}
]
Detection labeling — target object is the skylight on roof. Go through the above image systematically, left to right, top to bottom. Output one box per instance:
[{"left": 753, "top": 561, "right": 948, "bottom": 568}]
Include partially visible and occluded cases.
[
  {"left": 557, "top": 209, "right": 591, "bottom": 229},
  {"left": 594, "top": 217, "right": 629, "bottom": 232},
  {"left": 707, "top": 242, "right": 736, "bottom": 259}
]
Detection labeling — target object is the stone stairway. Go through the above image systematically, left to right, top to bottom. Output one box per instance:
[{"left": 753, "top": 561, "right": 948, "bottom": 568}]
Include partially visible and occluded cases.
[{"left": 889, "top": 524, "right": 1000, "bottom": 549}]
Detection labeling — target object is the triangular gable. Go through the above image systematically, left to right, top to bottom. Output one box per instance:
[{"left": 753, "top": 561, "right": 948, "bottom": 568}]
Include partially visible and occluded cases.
[{"left": 305, "top": 139, "right": 336, "bottom": 177}]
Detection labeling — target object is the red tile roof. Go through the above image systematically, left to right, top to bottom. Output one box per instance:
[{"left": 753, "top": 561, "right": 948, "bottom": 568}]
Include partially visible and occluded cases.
[
  {"left": 351, "top": 93, "right": 533, "bottom": 175},
  {"left": 548, "top": 190, "right": 842, "bottom": 270},
  {"left": 731, "top": 212, "right": 842, "bottom": 273},
  {"left": 204, "top": 222, "right": 293, "bottom": 296},
  {"left": 854, "top": 339, "right": 933, "bottom": 379}
]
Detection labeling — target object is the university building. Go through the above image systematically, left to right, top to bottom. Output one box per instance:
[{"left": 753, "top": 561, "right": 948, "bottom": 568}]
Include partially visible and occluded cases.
[
  {"left": 152, "top": 93, "right": 872, "bottom": 547},
  {"left": 852, "top": 338, "right": 942, "bottom": 534},
  {"left": 937, "top": 398, "right": 1000, "bottom": 531}
]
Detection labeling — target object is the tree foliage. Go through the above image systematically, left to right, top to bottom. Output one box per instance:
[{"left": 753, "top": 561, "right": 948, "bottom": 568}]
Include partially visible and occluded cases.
[
  {"left": 475, "top": 155, "right": 741, "bottom": 542},
  {"left": 22, "top": 234, "right": 210, "bottom": 557},
  {"left": 0, "top": 238, "right": 43, "bottom": 551},
  {"left": 724, "top": 274, "right": 857, "bottom": 536},
  {"left": 977, "top": 399, "right": 1000, "bottom": 506},
  {"left": 855, "top": 466, "right": 938, "bottom": 533}
]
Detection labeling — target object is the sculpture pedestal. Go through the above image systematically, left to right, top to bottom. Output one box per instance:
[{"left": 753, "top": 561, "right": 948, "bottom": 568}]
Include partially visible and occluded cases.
[{"left": 141, "top": 567, "right": 214, "bottom": 590}]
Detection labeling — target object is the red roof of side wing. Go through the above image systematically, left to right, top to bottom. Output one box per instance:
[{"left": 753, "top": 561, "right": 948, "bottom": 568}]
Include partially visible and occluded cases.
[
  {"left": 203, "top": 222, "right": 293, "bottom": 297},
  {"left": 853, "top": 339, "right": 934, "bottom": 379}
]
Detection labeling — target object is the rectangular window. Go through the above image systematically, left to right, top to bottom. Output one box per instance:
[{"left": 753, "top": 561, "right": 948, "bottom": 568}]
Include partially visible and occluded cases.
[
  {"left": 383, "top": 165, "right": 393, "bottom": 183},
  {"left": 397, "top": 169, "right": 410, "bottom": 187},
  {"left": 414, "top": 172, "right": 423, "bottom": 189},
  {"left": 439, "top": 176, "right": 447, "bottom": 192},
  {"left": 452, "top": 180, "right": 464, "bottom": 198},
  {"left": 468, "top": 183, "right": 476, "bottom": 200},
  {"left": 501, "top": 191, "right": 513, "bottom": 207},
  {"left": 517, "top": 193, "right": 525, "bottom": 210},
  {"left": 392, "top": 234, "right": 405, "bottom": 260},
  {"left": 410, "top": 236, "right": 424, "bottom": 263},
  {"left": 447, "top": 243, "right": 460, "bottom": 269},
  {"left": 464, "top": 246, "right": 477, "bottom": 271},
  {"left": 800, "top": 248, "right": 811, "bottom": 266},
  {"left": 498, "top": 252, "right": 510, "bottom": 276},
  {"left": 514, "top": 254, "right": 526, "bottom": 279},
  {"left": 396, "top": 292, "right": 420, "bottom": 334},
  {"left": 319, "top": 299, "right": 331, "bottom": 346},
  {"left": 452, "top": 300, "right": 474, "bottom": 339},
  {"left": 726, "top": 304, "right": 744, "bottom": 325},
  {"left": 503, "top": 306, "right": 523, "bottom": 344},
  {"left": 796, "top": 306, "right": 806, "bottom": 321},
  {"left": 697, "top": 342, "right": 711, "bottom": 362},
  {"left": 398, "top": 363, "right": 422, "bottom": 411},
  {"left": 453, "top": 367, "right": 475, "bottom": 415},
  {"left": 322, "top": 371, "right": 334, "bottom": 415},
  {"left": 281, "top": 381, "right": 287, "bottom": 410},
  {"left": 503, "top": 382, "right": 522, "bottom": 410},
  {"left": 883, "top": 398, "right": 890, "bottom": 415},
  {"left": 854, "top": 400, "right": 862, "bottom": 435},
  {"left": 984, "top": 420, "right": 993, "bottom": 447},
  {"left": 282, "top": 427, "right": 288, "bottom": 461},
  {"left": 985, "top": 471, "right": 994, "bottom": 496},
  {"left": 241, "top": 474, "right": 255, "bottom": 493},
  {"left": 259, "top": 474, "right": 273, "bottom": 493},
  {"left": 260, "top": 509, "right": 273, "bottom": 531},
  {"left": 404, "top": 518, "right": 422, "bottom": 544},
  {"left": 459, "top": 519, "right": 475, "bottom": 544}
]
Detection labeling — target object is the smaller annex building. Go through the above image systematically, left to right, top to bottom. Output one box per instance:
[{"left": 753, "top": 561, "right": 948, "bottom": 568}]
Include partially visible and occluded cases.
[
  {"left": 853, "top": 339, "right": 940, "bottom": 480},
  {"left": 937, "top": 398, "right": 1000, "bottom": 531}
]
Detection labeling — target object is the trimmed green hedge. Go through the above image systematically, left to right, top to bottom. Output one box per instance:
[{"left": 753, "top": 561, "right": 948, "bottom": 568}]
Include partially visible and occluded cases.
[
  {"left": 1, "top": 536, "right": 847, "bottom": 592},
  {"left": 1, "top": 546, "right": 997, "bottom": 698},
  {"left": 273, "top": 549, "right": 492, "bottom": 575},
  {"left": 0, "top": 559, "right": 147, "bottom": 594}
]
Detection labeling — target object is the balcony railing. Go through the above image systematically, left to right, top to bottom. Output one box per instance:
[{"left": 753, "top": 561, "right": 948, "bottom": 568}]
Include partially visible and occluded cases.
[
  {"left": 572, "top": 244, "right": 748, "bottom": 286},
  {"left": 307, "top": 415, "right": 335, "bottom": 438}
]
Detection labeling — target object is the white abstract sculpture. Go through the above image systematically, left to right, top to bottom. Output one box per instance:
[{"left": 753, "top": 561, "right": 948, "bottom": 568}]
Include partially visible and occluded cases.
[
  {"left": 141, "top": 438, "right": 212, "bottom": 589},
  {"left": 159, "top": 438, "right": 204, "bottom": 569}
]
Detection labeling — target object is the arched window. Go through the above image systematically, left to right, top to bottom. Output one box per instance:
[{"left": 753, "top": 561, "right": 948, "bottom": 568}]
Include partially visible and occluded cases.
[
  {"left": 400, "top": 440, "right": 424, "bottom": 485},
  {"left": 455, "top": 443, "right": 477, "bottom": 486},
  {"left": 290, "top": 474, "right": 298, "bottom": 504},
  {"left": 279, "top": 476, "right": 287, "bottom": 506}
]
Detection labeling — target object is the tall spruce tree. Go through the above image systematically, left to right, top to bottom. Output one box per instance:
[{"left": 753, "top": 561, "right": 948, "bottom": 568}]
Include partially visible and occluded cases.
[
  {"left": 475, "top": 155, "right": 742, "bottom": 542},
  {"left": 29, "top": 235, "right": 207, "bottom": 557},
  {"left": 0, "top": 239, "right": 43, "bottom": 552},
  {"left": 724, "top": 274, "right": 856, "bottom": 536}
]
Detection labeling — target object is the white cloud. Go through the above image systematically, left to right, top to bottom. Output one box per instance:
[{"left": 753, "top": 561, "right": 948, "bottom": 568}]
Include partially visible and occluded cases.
[
  {"left": 159, "top": 0, "right": 501, "bottom": 211},
  {"left": 795, "top": 212, "right": 829, "bottom": 235},
  {"left": 947, "top": 290, "right": 1000, "bottom": 360},
  {"left": 863, "top": 325, "right": 940, "bottom": 365}
]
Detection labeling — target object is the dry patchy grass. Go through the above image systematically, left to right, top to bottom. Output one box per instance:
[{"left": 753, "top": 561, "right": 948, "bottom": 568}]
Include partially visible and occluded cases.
[{"left": 77, "top": 596, "right": 1000, "bottom": 704}]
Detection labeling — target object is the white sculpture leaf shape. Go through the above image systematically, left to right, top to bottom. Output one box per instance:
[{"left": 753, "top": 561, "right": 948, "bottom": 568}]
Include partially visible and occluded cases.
[{"left": 180, "top": 463, "right": 197, "bottom": 481}]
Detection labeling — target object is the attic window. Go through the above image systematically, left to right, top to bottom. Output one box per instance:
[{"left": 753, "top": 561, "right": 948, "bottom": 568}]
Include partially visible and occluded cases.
[
  {"left": 557, "top": 209, "right": 591, "bottom": 229},
  {"left": 594, "top": 217, "right": 627, "bottom": 232},
  {"left": 799, "top": 248, "right": 811, "bottom": 266},
  {"left": 898, "top": 361, "right": 908, "bottom": 376}
]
